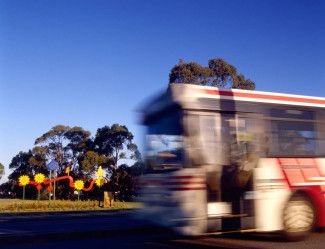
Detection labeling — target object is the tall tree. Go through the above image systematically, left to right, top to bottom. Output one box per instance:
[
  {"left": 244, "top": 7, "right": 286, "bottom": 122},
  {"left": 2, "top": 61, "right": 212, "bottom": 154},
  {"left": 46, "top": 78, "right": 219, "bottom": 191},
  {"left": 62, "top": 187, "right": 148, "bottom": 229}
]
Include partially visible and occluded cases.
[
  {"left": 169, "top": 58, "right": 255, "bottom": 90},
  {"left": 208, "top": 58, "right": 238, "bottom": 88},
  {"left": 168, "top": 60, "right": 211, "bottom": 85},
  {"left": 234, "top": 74, "right": 255, "bottom": 90},
  {"left": 94, "top": 124, "right": 136, "bottom": 168},
  {"left": 34, "top": 125, "right": 91, "bottom": 173},
  {"left": 34, "top": 125, "right": 70, "bottom": 170},
  {"left": 64, "top": 126, "right": 92, "bottom": 170},
  {"left": 28, "top": 146, "right": 48, "bottom": 168},
  {"left": 2, "top": 151, "right": 47, "bottom": 198},
  {"left": 8, "top": 151, "right": 48, "bottom": 181},
  {"left": 9, "top": 151, "right": 34, "bottom": 180},
  {"left": 80, "top": 151, "right": 109, "bottom": 177},
  {"left": 0, "top": 163, "right": 4, "bottom": 180},
  {"left": 109, "top": 164, "right": 135, "bottom": 201}
]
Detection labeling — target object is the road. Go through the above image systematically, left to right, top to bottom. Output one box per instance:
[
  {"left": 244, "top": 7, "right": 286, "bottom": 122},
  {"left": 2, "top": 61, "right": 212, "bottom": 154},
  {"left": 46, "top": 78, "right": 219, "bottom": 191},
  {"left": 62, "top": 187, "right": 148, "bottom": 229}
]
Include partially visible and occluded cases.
[{"left": 1, "top": 211, "right": 325, "bottom": 249}]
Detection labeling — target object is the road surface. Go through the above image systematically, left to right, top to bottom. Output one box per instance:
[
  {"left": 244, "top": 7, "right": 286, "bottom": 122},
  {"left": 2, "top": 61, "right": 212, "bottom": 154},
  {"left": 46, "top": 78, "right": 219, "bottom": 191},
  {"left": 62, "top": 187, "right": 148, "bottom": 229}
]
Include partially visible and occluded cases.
[{"left": 1, "top": 210, "right": 325, "bottom": 249}]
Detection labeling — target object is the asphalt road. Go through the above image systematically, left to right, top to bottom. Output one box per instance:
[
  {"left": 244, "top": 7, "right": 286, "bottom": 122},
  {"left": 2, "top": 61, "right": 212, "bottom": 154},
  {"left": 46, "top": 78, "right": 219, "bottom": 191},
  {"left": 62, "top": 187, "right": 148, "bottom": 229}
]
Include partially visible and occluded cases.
[{"left": 1, "top": 211, "right": 325, "bottom": 249}]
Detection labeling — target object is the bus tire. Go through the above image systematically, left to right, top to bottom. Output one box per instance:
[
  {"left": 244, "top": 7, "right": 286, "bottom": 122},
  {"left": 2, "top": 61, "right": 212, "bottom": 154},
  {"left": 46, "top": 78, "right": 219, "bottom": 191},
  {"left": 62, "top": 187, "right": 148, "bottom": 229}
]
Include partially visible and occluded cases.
[{"left": 283, "top": 194, "right": 316, "bottom": 241}]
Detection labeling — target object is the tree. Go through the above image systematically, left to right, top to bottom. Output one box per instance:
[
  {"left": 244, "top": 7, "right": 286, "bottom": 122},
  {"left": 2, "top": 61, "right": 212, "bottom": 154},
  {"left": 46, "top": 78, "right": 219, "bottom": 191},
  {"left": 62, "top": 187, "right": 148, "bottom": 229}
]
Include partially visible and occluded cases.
[
  {"left": 169, "top": 58, "right": 255, "bottom": 90},
  {"left": 208, "top": 58, "right": 238, "bottom": 88},
  {"left": 168, "top": 60, "right": 211, "bottom": 85},
  {"left": 234, "top": 74, "right": 255, "bottom": 90},
  {"left": 1, "top": 123, "right": 139, "bottom": 200},
  {"left": 94, "top": 124, "right": 136, "bottom": 168},
  {"left": 34, "top": 125, "right": 91, "bottom": 173},
  {"left": 34, "top": 125, "right": 70, "bottom": 171},
  {"left": 64, "top": 126, "right": 92, "bottom": 164},
  {"left": 28, "top": 146, "right": 48, "bottom": 168},
  {"left": 5, "top": 151, "right": 46, "bottom": 199},
  {"left": 9, "top": 151, "right": 35, "bottom": 180},
  {"left": 80, "top": 151, "right": 109, "bottom": 177},
  {"left": 0, "top": 163, "right": 4, "bottom": 180},
  {"left": 109, "top": 164, "right": 135, "bottom": 201}
]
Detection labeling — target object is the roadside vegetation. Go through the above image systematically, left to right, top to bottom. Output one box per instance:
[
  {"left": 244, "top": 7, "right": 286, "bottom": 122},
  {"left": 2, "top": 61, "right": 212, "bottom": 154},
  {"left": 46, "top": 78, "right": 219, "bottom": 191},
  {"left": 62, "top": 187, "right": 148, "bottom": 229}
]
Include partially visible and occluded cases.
[
  {"left": 0, "top": 123, "right": 145, "bottom": 205},
  {"left": 0, "top": 199, "right": 140, "bottom": 213}
]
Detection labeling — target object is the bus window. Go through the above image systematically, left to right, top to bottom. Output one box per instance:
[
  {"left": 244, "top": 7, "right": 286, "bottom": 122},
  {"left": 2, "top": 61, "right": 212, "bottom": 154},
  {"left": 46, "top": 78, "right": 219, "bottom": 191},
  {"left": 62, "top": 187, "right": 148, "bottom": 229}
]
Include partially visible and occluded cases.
[
  {"left": 268, "top": 109, "right": 317, "bottom": 156},
  {"left": 145, "top": 110, "right": 184, "bottom": 171},
  {"left": 316, "top": 110, "right": 325, "bottom": 155},
  {"left": 185, "top": 113, "right": 230, "bottom": 166},
  {"left": 219, "top": 114, "right": 264, "bottom": 190},
  {"left": 227, "top": 114, "right": 264, "bottom": 165},
  {"left": 199, "top": 115, "right": 220, "bottom": 165}
]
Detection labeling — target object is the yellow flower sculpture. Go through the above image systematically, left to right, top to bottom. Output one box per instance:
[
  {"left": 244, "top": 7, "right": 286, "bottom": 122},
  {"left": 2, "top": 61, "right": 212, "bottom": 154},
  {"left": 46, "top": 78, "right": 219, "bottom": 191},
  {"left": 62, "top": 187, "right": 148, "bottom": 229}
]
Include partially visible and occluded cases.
[
  {"left": 96, "top": 166, "right": 105, "bottom": 178},
  {"left": 34, "top": 173, "right": 46, "bottom": 184},
  {"left": 19, "top": 175, "right": 30, "bottom": 186},
  {"left": 95, "top": 178, "right": 105, "bottom": 187},
  {"left": 74, "top": 180, "right": 84, "bottom": 191}
]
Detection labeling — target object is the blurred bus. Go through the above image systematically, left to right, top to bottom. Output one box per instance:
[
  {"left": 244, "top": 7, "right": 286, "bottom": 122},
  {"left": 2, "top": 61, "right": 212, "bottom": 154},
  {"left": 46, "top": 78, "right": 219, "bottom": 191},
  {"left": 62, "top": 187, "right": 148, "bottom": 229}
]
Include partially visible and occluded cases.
[{"left": 138, "top": 84, "right": 325, "bottom": 241}]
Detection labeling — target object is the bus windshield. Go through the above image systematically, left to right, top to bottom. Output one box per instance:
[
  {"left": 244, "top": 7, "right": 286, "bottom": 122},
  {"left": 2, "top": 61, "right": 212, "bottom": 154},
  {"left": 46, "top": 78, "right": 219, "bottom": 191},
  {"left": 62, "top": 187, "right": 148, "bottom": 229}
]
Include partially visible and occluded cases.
[{"left": 145, "top": 110, "right": 184, "bottom": 171}]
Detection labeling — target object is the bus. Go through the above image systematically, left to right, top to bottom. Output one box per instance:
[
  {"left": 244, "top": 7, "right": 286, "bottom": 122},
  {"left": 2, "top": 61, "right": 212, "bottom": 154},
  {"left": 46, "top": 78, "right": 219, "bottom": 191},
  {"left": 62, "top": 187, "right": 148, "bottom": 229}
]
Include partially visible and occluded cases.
[{"left": 138, "top": 83, "right": 325, "bottom": 241}]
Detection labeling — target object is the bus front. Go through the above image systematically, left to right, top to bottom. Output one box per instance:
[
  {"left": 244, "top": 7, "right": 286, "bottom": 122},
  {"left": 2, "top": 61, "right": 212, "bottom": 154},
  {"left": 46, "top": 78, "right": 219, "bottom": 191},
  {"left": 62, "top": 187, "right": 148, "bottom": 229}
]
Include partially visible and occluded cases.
[{"left": 140, "top": 102, "right": 208, "bottom": 235}]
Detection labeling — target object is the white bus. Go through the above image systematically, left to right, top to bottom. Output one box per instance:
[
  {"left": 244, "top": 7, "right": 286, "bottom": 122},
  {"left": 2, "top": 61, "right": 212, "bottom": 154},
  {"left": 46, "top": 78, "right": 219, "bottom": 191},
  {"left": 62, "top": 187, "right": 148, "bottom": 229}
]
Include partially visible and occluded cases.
[{"left": 139, "top": 84, "right": 325, "bottom": 241}]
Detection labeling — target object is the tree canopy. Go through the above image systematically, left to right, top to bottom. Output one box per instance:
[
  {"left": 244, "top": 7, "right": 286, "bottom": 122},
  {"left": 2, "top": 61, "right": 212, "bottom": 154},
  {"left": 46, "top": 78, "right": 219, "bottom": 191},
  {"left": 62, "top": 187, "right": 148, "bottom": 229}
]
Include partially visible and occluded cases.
[
  {"left": 169, "top": 58, "right": 255, "bottom": 90},
  {"left": 1, "top": 123, "right": 140, "bottom": 201},
  {"left": 94, "top": 124, "right": 137, "bottom": 168},
  {"left": 34, "top": 125, "right": 91, "bottom": 173},
  {"left": 80, "top": 151, "right": 109, "bottom": 177},
  {"left": 0, "top": 163, "right": 4, "bottom": 180}
]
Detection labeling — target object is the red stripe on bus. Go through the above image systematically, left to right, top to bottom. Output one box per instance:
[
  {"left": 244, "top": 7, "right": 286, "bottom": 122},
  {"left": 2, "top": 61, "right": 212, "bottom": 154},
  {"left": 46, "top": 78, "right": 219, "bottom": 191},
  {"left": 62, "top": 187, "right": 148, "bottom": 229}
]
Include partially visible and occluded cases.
[
  {"left": 204, "top": 89, "right": 325, "bottom": 105},
  {"left": 278, "top": 157, "right": 325, "bottom": 187},
  {"left": 279, "top": 158, "right": 299, "bottom": 165},
  {"left": 297, "top": 158, "right": 316, "bottom": 166},
  {"left": 168, "top": 175, "right": 205, "bottom": 179},
  {"left": 162, "top": 181, "right": 205, "bottom": 185},
  {"left": 168, "top": 187, "right": 206, "bottom": 191}
]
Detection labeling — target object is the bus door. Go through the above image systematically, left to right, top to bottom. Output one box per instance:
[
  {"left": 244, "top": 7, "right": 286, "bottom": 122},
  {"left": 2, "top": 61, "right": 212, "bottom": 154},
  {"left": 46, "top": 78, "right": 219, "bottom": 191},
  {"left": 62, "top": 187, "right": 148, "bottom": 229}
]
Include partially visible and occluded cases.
[
  {"left": 185, "top": 112, "right": 230, "bottom": 215},
  {"left": 220, "top": 112, "right": 265, "bottom": 230},
  {"left": 198, "top": 113, "right": 227, "bottom": 203}
]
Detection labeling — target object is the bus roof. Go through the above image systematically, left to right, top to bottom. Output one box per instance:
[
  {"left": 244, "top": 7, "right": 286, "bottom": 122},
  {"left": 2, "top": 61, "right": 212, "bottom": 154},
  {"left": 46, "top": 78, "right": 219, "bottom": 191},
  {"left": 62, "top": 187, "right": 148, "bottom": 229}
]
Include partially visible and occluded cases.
[
  {"left": 141, "top": 84, "right": 325, "bottom": 123},
  {"left": 174, "top": 84, "right": 325, "bottom": 107}
]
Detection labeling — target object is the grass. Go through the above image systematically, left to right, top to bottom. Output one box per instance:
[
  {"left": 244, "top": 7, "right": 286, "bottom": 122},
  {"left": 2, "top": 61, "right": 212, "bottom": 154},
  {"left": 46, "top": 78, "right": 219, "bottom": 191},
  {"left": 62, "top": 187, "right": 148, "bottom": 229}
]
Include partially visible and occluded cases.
[{"left": 0, "top": 199, "right": 141, "bottom": 213}]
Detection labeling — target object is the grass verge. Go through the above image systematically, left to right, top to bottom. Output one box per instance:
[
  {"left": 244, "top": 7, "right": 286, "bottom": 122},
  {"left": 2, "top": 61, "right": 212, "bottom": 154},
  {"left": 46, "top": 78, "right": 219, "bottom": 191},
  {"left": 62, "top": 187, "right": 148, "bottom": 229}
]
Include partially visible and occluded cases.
[{"left": 0, "top": 199, "right": 141, "bottom": 213}]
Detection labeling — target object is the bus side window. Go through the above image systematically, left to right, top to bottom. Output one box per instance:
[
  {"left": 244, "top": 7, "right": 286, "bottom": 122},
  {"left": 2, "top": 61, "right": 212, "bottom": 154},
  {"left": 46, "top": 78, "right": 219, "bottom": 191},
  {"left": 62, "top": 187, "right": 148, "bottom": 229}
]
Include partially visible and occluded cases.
[
  {"left": 268, "top": 109, "right": 317, "bottom": 157},
  {"left": 316, "top": 110, "right": 325, "bottom": 156},
  {"left": 183, "top": 114, "right": 204, "bottom": 167},
  {"left": 228, "top": 114, "right": 264, "bottom": 164},
  {"left": 199, "top": 115, "right": 220, "bottom": 165}
]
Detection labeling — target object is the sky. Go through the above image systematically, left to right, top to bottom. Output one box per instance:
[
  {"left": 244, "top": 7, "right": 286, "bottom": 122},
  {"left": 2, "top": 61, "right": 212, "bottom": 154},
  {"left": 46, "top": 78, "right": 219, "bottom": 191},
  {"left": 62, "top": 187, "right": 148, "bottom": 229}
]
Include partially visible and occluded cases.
[{"left": 0, "top": 0, "right": 324, "bottom": 182}]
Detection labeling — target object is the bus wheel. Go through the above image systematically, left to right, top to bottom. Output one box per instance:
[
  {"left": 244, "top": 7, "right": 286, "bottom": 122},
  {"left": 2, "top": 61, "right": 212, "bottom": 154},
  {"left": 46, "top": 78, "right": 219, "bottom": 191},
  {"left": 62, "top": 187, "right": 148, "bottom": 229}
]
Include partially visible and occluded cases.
[{"left": 283, "top": 194, "right": 316, "bottom": 241}]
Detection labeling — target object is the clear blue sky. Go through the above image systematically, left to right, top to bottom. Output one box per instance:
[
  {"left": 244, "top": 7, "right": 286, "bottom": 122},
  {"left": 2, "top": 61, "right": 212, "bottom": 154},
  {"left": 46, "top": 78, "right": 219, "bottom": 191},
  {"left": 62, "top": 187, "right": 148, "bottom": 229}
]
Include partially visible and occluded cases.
[{"left": 0, "top": 0, "right": 324, "bottom": 181}]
